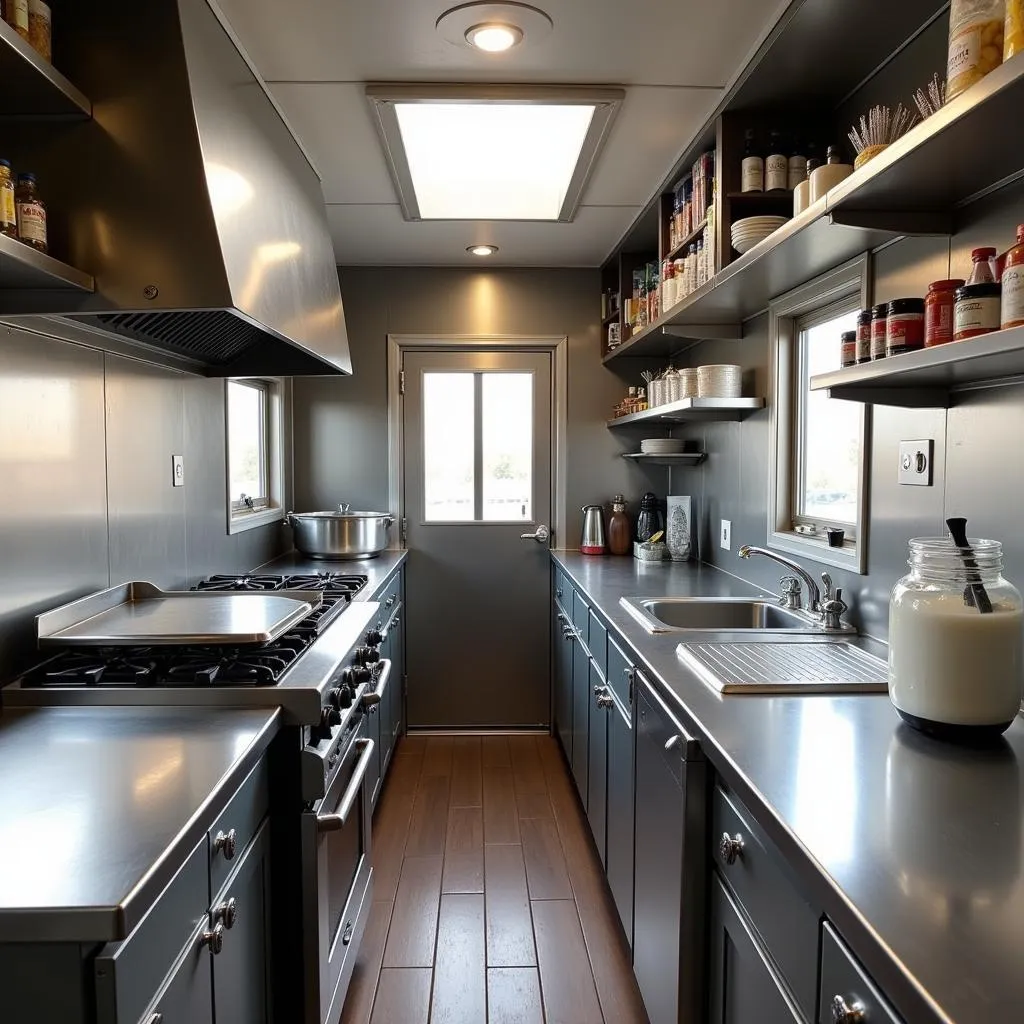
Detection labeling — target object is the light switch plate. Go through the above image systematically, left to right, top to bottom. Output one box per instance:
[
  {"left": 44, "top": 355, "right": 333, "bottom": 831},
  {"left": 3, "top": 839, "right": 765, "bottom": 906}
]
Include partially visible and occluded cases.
[
  {"left": 898, "top": 440, "right": 933, "bottom": 486},
  {"left": 172, "top": 454, "right": 184, "bottom": 487},
  {"left": 720, "top": 519, "right": 732, "bottom": 551}
]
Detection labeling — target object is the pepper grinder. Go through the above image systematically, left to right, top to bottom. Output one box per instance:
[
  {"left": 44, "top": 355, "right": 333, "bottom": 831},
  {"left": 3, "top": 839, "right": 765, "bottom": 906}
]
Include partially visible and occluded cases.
[{"left": 635, "top": 492, "right": 663, "bottom": 543}]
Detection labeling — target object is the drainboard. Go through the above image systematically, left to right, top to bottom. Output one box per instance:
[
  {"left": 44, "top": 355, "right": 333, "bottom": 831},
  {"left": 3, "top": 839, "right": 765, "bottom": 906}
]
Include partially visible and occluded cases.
[{"left": 676, "top": 641, "right": 888, "bottom": 694}]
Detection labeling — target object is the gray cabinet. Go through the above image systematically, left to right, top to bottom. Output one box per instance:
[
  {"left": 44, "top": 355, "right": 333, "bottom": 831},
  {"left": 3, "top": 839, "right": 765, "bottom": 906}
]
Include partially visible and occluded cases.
[
  {"left": 388, "top": 604, "right": 405, "bottom": 746},
  {"left": 554, "top": 608, "right": 574, "bottom": 761},
  {"left": 571, "top": 631, "right": 590, "bottom": 805},
  {"left": 605, "top": 639, "right": 634, "bottom": 947},
  {"left": 586, "top": 660, "right": 609, "bottom": 867},
  {"left": 632, "top": 671, "right": 705, "bottom": 1024},
  {"left": 366, "top": 684, "right": 382, "bottom": 810},
  {"left": 211, "top": 820, "right": 272, "bottom": 1024},
  {"left": 709, "top": 873, "right": 804, "bottom": 1024},
  {"left": 147, "top": 922, "right": 215, "bottom": 1024},
  {"left": 819, "top": 923, "right": 902, "bottom": 1024}
]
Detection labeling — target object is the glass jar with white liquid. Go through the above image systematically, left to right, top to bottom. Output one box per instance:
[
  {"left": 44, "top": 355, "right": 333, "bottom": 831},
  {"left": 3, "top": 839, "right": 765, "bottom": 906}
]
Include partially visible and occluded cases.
[{"left": 889, "top": 537, "right": 1023, "bottom": 742}]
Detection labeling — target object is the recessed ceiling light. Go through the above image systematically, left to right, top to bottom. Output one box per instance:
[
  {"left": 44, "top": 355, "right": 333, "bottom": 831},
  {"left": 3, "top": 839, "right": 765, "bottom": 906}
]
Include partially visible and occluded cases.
[
  {"left": 465, "top": 22, "right": 522, "bottom": 51},
  {"left": 366, "top": 85, "right": 623, "bottom": 222},
  {"left": 468, "top": 244, "right": 499, "bottom": 256}
]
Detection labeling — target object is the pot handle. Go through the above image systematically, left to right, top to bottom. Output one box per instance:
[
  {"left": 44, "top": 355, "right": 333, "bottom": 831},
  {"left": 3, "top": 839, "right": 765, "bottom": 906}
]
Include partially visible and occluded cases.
[
  {"left": 338, "top": 501, "right": 352, "bottom": 514},
  {"left": 282, "top": 511, "right": 295, "bottom": 527},
  {"left": 385, "top": 515, "right": 395, "bottom": 528}
]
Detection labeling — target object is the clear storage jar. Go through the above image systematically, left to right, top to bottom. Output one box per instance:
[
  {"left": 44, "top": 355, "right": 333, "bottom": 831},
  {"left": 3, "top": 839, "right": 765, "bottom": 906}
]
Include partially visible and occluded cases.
[
  {"left": 947, "top": 0, "right": 1005, "bottom": 100},
  {"left": 889, "top": 537, "right": 1023, "bottom": 741}
]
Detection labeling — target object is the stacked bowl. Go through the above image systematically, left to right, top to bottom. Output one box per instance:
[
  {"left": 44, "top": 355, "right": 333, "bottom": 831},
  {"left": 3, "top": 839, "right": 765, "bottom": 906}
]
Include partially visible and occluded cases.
[
  {"left": 731, "top": 215, "right": 788, "bottom": 254},
  {"left": 697, "top": 364, "right": 742, "bottom": 398}
]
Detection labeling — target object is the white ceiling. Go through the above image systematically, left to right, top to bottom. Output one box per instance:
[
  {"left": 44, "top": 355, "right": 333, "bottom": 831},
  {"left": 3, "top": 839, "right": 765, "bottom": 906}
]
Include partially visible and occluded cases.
[{"left": 217, "top": 0, "right": 789, "bottom": 267}]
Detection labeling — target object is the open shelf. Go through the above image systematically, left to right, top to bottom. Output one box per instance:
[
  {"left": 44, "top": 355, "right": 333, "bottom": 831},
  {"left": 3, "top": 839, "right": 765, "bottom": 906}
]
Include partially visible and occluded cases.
[
  {"left": 0, "top": 20, "right": 91, "bottom": 117},
  {"left": 605, "top": 52, "right": 1024, "bottom": 364},
  {"left": 666, "top": 217, "right": 708, "bottom": 263},
  {"left": 0, "top": 234, "right": 94, "bottom": 294},
  {"left": 602, "top": 310, "right": 620, "bottom": 327},
  {"left": 810, "top": 326, "right": 1024, "bottom": 408},
  {"left": 608, "top": 396, "right": 764, "bottom": 427},
  {"left": 622, "top": 452, "right": 707, "bottom": 466}
]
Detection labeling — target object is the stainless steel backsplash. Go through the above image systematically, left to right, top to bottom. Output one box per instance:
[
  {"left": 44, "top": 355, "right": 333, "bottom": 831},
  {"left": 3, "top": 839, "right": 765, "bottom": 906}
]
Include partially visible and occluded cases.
[{"left": 0, "top": 321, "right": 289, "bottom": 679}]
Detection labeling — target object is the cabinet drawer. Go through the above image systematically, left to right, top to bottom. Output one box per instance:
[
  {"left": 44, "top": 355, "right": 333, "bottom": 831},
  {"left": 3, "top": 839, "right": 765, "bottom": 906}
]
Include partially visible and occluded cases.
[
  {"left": 553, "top": 569, "right": 571, "bottom": 612},
  {"left": 376, "top": 570, "right": 402, "bottom": 616},
  {"left": 572, "top": 589, "right": 590, "bottom": 638},
  {"left": 588, "top": 611, "right": 607, "bottom": 680},
  {"left": 606, "top": 634, "right": 632, "bottom": 708},
  {"left": 210, "top": 757, "right": 269, "bottom": 899},
  {"left": 712, "top": 786, "right": 819, "bottom": 1019},
  {"left": 95, "top": 837, "right": 210, "bottom": 1024},
  {"left": 139, "top": 918, "right": 214, "bottom": 1024},
  {"left": 819, "top": 923, "right": 902, "bottom": 1024}
]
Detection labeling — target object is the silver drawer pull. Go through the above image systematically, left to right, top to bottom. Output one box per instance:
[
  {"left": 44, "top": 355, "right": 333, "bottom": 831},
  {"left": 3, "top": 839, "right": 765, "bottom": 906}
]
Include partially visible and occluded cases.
[
  {"left": 664, "top": 735, "right": 682, "bottom": 752},
  {"left": 213, "top": 828, "right": 237, "bottom": 860},
  {"left": 719, "top": 832, "right": 744, "bottom": 865},
  {"left": 214, "top": 897, "right": 238, "bottom": 930},
  {"left": 201, "top": 922, "right": 225, "bottom": 955},
  {"left": 831, "top": 996, "right": 866, "bottom": 1024},
  {"left": 144, "top": 1015, "right": 164, "bottom": 1024}
]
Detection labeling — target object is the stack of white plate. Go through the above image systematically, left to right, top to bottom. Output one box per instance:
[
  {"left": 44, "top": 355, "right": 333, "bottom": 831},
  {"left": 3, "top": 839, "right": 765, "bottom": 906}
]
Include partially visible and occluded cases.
[
  {"left": 731, "top": 215, "right": 788, "bottom": 254},
  {"left": 697, "top": 364, "right": 742, "bottom": 398},
  {"left": 640, "top": 437, "right": 685, "bottom": 455}
]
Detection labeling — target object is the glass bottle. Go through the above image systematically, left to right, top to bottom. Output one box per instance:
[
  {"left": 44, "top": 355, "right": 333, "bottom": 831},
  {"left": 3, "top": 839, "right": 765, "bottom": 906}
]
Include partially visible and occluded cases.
[
  {"left": 5, "top": 0, "right": 29, "bottom": 39},
  {"left": 740, "top": 128, "right": 763, "bottom": 193},
  {"left": 765, "top": 130, "right": 788, "bottom": 191},
  {"left": 787, "top": 138, "right": 807, "bottom": 191},
  {"left": 0, "top": 160, "right": 17, "bottom": 238},
  {"left": 15, "top": 172, "right": 46, "bottom": 252},
  {"left": 966, "top": 246, "right": 996, "bottom": 285},
  {"left": 607, "top": 495, "right": 632, "bottom": 556},
  {"left": 889, "top": 536, "right": 1023, "bottom": 741}
]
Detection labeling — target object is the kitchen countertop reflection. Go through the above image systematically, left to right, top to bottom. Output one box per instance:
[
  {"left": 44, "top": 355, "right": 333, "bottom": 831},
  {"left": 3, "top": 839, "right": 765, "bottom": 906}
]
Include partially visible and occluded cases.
[
  {"left": 554, "top": 551, "right": 1024, "bottom": 1024},
  {"left": 0, "top": 705, "right": 279, "bottom": 943}
]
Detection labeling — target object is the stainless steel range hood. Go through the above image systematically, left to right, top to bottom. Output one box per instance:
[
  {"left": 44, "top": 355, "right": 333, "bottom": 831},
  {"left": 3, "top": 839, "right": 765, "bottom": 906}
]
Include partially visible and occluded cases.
[{"left": 6, "top": 0, "right": 350, "bottom": 376}]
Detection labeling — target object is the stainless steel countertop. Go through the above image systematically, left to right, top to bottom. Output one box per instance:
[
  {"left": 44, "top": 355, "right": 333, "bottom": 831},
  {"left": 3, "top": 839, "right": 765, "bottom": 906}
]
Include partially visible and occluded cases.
[
  {"left": 257, "top": 550, "right": 407, "bottom": 605},
  {"left": 553, "top": 551, "right": 1024, "bottom": 1024},
  {"left": 0, "top": 705, "right": 279, "bottom": 943}
]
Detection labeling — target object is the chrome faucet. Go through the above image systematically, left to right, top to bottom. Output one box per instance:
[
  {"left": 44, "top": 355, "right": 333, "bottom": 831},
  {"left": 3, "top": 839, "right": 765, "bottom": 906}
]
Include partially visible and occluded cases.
[{"left": 738, "top": 544, "right": 822, "bottom": 613}]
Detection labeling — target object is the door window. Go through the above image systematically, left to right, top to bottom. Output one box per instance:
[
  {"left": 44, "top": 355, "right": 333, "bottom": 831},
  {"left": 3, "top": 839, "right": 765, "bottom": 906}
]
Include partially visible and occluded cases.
[{"left": 421, "top": 370, "right": 534, "bottom": 523}]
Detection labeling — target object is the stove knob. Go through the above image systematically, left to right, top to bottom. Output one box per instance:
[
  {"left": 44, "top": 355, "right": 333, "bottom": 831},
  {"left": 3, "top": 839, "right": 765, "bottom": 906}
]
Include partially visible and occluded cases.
[
  {"left": 364, "top": 629, "right": 385, "bottom": 647},
  {"left": 356, "top": 646, "right": 381, "bottom": 666},
  {"left": 350, "top": 665, "right": 373, "bottom": 685},
  {"left": 329, "top": 685, "right": 354, "bottom": 710},
  {"left": 320, "top": 705, "right": 341, "bottom": 730}
]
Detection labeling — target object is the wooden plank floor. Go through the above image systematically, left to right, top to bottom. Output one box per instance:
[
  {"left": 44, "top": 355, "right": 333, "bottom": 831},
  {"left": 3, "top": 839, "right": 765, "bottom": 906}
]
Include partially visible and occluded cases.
[{"left": 341, "top": 733, "right": 649, "bottom": 1024}]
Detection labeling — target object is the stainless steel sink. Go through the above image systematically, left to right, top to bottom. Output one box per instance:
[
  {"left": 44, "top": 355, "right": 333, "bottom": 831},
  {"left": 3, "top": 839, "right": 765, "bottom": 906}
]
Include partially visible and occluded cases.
[{"left": 619, "top": 596, "right": 851, "bottom": 635}]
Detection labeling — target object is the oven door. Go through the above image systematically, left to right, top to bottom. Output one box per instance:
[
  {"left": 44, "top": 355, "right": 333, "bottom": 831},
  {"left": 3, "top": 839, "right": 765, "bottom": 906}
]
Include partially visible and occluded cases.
[{"left": 301, "top": 724, "right": 375, "bottom": 1024}]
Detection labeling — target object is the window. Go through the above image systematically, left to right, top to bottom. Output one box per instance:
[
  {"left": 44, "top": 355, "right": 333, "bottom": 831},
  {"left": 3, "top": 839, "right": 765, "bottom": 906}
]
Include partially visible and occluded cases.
[
  {"left": 768, "top": 257, "right": 870, "bottom": 572},
  {"left": 422, "top": 370, "right": 534, "bottom": 523},
  {"left": 226, "top": 378, "right": 286, "bottom": 533}
]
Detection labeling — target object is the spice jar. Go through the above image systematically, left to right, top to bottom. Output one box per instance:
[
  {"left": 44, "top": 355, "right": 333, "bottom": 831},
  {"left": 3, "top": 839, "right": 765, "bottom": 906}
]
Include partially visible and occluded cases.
[
  {"left": 4, "top": 0, "right": 29, "bottom": 39},
  {"left": 28, "top": 0, "right": 50, "bottom": 61},
  {"left": 947, "top": 0, "right": 1005, "bottom": 101},
  {"left": 0, "top": 160, "right": 16, "bottom": 239},
  {"left": 15, "top": 172, "right": 46, "bottom": 252},
  {"left": 1001, "top": 224, "right": 1024, "bottom": 328},
  {"left": 925, "top": 279, "right": 966, "bottom": 346},
  {"left": 955, "top": 282, "right": 1001, "bottom": 340},
  {"left": 886, "top": 298, "right": 926, "bottom": 356},
  {"left": 870, "top": 303, "right": 888, "bottom": 360},
  {"left": 855, "top": 309, "right": 872, "bottom": 363},
  {"left": 840, "top": 330, "right": 857, "bottom": 368},
  {"left": 889, "top": 536, "right": 1023, "bottom": 742}
]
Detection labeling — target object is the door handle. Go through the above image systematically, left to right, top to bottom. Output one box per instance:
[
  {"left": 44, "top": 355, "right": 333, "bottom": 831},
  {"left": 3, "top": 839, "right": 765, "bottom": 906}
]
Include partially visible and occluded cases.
[
  {"left": 520, "top": 524, "right": 550, "bottom": 543},
  {"left": 316, "top": 738, "right": 375, "bottom": 832}
]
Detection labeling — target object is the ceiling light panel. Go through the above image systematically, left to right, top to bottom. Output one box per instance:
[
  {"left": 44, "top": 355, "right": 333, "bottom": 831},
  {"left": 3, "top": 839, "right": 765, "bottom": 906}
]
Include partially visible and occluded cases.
[{"left": 367, "top": 86, "right": 624, "bottom": 223}]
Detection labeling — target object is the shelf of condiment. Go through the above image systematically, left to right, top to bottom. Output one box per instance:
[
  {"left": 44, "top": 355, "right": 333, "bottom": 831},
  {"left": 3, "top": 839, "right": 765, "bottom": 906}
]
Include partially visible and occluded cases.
[
  {"left": 0, "top": 18, "right": 90, "bottom": 118},
  {"left": 605, "top": 51, "right": 1024, "bottom": 363},
  {"left": 0, "top": 231, "right": 94, "bottom": 293},
  {"left": 810, "top": 324, "right": 1024, "bottom": 408},
  {"left": 608, "top": 396, "right": 764, "bottom": 427},
  {"left": 621, "top": 452, "right": 707, "bottom": 466}
]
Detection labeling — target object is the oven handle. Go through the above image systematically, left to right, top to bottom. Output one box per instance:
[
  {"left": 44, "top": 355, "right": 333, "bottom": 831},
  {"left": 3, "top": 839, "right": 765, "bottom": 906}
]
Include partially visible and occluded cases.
[{"left": 316, "top": 738, "right": 375, "bottom": 833}]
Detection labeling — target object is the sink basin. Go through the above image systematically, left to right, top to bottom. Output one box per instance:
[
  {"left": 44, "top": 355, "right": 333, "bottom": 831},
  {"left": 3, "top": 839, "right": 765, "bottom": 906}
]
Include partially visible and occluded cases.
[{"left": 620, "top": 596, "right": 849, "bottom": 635}]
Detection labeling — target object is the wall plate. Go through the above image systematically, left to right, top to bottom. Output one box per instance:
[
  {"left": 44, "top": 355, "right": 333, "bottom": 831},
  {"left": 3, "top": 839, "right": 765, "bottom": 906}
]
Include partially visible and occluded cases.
[
  {"left": 898, "top": 440, "right": 933, "bottom": 486},
  {"left": 172, "top": 454, "right": 184, "bottom": 487},
  {"left": 720, "top": 519, "right": 732, "bottom": 550}
]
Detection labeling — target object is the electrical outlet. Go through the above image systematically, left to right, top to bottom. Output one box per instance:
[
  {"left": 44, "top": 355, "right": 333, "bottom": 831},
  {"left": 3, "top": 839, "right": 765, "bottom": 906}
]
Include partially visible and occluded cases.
[
  {"left": 898, "top": 440, "right": 933, "bottom": 486},
  {"left": 172, "top": 454, "right": 184, "bottom": 487},
  {"left": 720, "top": 519, "right": 732, "bottom": 551}
]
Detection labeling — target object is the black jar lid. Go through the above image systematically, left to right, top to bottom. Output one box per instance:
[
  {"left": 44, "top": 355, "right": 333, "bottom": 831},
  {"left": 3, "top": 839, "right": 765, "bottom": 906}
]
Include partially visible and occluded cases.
[
  {"left": 955, "top": 282, "right": 1002, "bottom": 300},
  {"left": 887, "top": 297, "right": 925, "bottom": 315},
  {"left": 871, "top": 303, "right": 888, "bottom": 319},
  {"left": 857, "top": 309, "right": 873, "bottom": 325},
  {"left": 841, "top": 330, "right": 856, "bottom": 342}
]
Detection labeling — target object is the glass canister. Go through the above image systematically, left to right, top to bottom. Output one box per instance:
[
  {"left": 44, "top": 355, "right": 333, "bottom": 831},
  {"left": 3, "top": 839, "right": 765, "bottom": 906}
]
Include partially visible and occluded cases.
[
  {"left": 946, "top": 0, "right": 1006, "bottom": 101},
  {"left": 889, "top": 536, "right": 1024, "bottom": 742}
]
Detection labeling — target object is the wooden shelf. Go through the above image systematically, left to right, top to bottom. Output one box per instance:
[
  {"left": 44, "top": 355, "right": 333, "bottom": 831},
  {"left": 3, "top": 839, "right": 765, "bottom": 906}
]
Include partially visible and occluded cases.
[
  {"left": 0, "top": 20, "right": 91, "bottom": 117},
  {"left": 606, "top": 53, "right": 1024, "bottom": 364},
  {"left": 725, "top": 191, "right": 794, "bottom": 203},
  {"left": 666, "top": 217, "right": 708, "bottom": 263},
  {"left": 0, "top": 234, "right": 94, "bottom": 295},
  {"left": 602, "top": 310, "right": 620, "bottom": 326},
  {"left": 810, "top": 326, "right": 1024, "bottom": 408},
  {"left": 608, "top": 396, "right": 764, "bottom": 427},
  {"left": 622, "top": 452, "right": 707, "bottom": 466}
]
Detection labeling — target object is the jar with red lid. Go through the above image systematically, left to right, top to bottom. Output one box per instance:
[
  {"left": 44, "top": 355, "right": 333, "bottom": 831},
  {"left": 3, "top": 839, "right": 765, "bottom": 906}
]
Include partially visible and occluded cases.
[
  {"left": 1001, "top": 224, "right": 1024, "bottom": 329},
  {"left": 966, "top": 246, "right": 996, "bottom": 285},
  {"left": 925, "top": 279, "right": 965, "bottom": 347},
  {"left": 954, "top": 282, "right": 1001, "bottom": 340},
  {"left": 886, "top": 298, "right": 925, "bottom": 356},
  {"left": 870, "top": 303, "right": 888, "bottom": 360},
  {"left": 855, "top": 309, "right": 872, "bottom": 363},
  {"left": 840, "top": 330, "right": 857, "bottom": 368}
]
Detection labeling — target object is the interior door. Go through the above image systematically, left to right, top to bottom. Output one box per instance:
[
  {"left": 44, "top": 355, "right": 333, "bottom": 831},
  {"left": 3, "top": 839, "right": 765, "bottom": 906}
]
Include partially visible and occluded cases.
[{"left": 402, "top": 349, "right": 552, "bottom": 728}]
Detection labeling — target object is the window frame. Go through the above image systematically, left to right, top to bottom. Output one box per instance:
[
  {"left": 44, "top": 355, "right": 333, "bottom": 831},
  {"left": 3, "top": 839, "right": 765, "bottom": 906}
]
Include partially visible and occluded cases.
[
  {"left": 767, "top": 255, "right": 871, "bottom": 574},
  {"left": 225, "top": 376, "right": 289, "bottom": 535}
]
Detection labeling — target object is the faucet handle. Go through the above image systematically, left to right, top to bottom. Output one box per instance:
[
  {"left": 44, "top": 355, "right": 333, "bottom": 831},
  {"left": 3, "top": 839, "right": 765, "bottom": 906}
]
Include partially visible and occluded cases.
[
  {"left": 821, "top": 572, "right": 834, "bottom": 603},
  {"left": 779, "top": 576, "right": 802, "bottom": 610},
  {"left": 821, "top": 588, "right": 849, "bottom": 631}
]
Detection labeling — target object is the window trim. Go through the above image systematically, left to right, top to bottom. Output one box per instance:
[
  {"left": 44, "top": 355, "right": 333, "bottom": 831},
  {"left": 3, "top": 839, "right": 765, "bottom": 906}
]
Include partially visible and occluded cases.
[
  {"left": 767, "top": 255, "right": 871, "bottom": 574},
  {"left": 225, "top": 377, "right": 289, "bottom": 535}
]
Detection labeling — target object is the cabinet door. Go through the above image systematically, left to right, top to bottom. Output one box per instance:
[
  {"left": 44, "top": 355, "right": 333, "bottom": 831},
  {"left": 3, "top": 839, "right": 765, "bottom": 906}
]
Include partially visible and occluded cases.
[
  {"left": 390, "top": 608, "right": 405, "bottom": 744},
  {"left": 553, "top": 609, "right": 574, "bottom": 762},
  {"left": 571, "top": 638, "right": 590, "bottom": 806},
  {"left": 586, "top": 661, "right": 609, "bottom": 867},
  {"left": 377, "top": 664, "right": 394, "bottom": 777},
  {"left": 366, "top": 689, "right": 382, "bottom": 810},
  {"left": 606, "top": 692, "right": 634, "bottom": 946},
  {"left": 211, "top": 821, "right": 272, "bottom": 1024},
  {"left": 709, "top": 873, "right": 805, "bottom": 1024}
]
